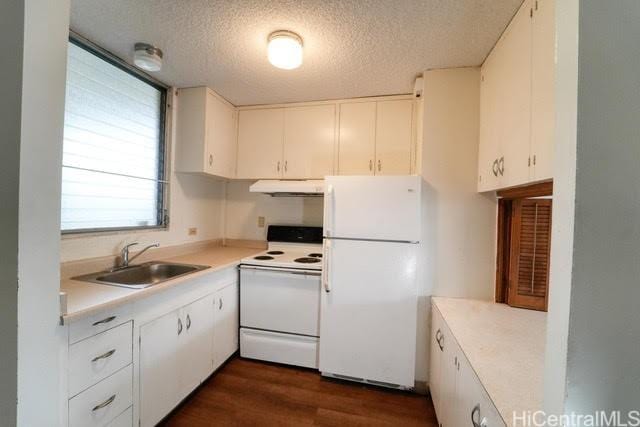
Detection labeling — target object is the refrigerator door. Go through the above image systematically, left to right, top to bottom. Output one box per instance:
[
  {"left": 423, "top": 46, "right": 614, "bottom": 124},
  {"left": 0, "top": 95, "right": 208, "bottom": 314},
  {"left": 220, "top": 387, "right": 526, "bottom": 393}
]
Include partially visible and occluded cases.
[
  {"left": 324, "top": 175, "right": 421, "bottom": 242},
  {"left": 319, "top": 238, "right": 417, "bottom": 387}
]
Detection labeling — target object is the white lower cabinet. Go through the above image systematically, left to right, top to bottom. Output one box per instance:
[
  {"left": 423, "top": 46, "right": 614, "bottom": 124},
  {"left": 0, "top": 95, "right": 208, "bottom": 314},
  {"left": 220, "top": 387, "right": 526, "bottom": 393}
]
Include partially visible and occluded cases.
[
  {"left": 138, "top": 281, "right": 240, "bottom": 427},
  {"left": 213, "top": 282, "right": 239, "bottom": 370},
  {"left": 139, "top": 294, "right": 215, "bottom": 427},
  {"left": 430, "top": 306, "right": 506, "bottom": 427},
  {"left": 68, "top": 365, "right": 133, "bottom": 427}
]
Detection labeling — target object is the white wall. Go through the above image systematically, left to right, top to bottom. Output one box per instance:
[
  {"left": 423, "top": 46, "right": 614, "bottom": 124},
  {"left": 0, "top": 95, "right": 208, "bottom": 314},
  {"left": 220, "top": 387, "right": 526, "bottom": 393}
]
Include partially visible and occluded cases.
[
  {"left": 16, "top": 0, "right": 70, "bottom": 424},
  {"left": 542, "top": 0, "right": 578, "bottom": 416},
  {"left": 545, "top": 0, "right": 640, "bottom": 417},
  {"left": 416, "top": 68, "right": 497, "bottom": 385},
  {"left": 421, "top": 68, "right": 497, "bottom": 300},
  {"left": 61, "top": 93, "right": 227, "bottom": 262},
  {"left": 224, "top": 180, "right": 324, "bottom": 241}
]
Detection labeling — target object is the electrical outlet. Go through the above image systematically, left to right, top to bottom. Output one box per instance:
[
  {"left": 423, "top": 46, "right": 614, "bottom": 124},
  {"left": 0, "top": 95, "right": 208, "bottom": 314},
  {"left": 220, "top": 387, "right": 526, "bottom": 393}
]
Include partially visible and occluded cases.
[
  {"left": 257, "top": 216, "right": 265, "bottom": 228},
  {"left": 188, "top": 227, "right": 197, "bottom": 236}
]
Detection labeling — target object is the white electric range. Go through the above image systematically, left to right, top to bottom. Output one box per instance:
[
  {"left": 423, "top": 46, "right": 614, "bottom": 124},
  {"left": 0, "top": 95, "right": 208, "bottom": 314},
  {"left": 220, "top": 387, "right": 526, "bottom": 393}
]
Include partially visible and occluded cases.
[{"left": 239, "top": 225, "right": 323, "bottom": 369}]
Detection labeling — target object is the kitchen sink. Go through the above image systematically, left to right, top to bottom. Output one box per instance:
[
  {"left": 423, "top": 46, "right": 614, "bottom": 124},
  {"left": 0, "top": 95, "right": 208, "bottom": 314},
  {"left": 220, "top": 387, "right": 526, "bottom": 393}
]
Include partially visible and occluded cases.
[{"left": 73, "top": 262, "right": 210, "bottom": 289}]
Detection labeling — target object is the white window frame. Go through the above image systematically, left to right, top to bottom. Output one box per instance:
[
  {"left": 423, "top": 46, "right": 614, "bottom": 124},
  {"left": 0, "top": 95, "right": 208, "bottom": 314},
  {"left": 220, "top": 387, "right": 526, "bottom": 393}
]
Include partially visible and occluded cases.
[{"left": 62, "top": 32, "right": 171, "bottom": 235}]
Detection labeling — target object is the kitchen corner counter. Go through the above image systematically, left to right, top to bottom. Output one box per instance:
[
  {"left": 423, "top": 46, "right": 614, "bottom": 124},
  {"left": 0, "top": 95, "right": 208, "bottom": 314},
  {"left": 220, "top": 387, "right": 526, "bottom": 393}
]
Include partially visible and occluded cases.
[
  {"left": 60, "top": 246, "right": 263, "bottom": 324},
  {"left": 432, "top": 297, "right": 546, "bottom": 427}
]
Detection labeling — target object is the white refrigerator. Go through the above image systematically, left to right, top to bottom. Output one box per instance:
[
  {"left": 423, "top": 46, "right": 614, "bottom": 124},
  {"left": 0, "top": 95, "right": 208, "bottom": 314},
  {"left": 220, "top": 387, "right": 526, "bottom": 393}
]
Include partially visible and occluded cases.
[{"left": 320, "top": 175, "right": 421, "bottom": 389}]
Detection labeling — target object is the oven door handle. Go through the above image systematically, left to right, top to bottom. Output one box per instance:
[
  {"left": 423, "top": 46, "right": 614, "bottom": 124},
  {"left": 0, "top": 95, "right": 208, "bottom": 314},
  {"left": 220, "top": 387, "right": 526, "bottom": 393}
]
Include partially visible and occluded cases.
[{"left": 239, "top": 265, "right": 322, "bottom": 276}]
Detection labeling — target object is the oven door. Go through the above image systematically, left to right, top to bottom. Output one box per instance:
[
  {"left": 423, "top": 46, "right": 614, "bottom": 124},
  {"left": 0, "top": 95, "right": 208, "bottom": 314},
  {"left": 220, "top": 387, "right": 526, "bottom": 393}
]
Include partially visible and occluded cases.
[{"left": 240, "top": 265, "right": 321, "bottom": 336}]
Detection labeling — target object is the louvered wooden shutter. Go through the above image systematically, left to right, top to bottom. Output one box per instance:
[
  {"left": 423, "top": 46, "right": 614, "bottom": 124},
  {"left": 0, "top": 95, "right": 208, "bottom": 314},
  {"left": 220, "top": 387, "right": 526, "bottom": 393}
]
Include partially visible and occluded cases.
[{"left": 508, "top": 199, "right": 552, "bottom": 311}]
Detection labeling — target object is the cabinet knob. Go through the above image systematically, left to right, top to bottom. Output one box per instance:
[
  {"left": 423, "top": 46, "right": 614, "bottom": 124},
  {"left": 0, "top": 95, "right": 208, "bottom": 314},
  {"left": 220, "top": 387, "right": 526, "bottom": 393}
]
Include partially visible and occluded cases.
[
  {"left": 209, "top": 154, "right": 213, "bottom": 166},
  {"left": 498, "top": 156, "right": 505, "bottom": 176},
  {"left": 377, "top": 159, "right": 382, "bottom": 172},
  {"left": 492, "top": 159, "right": 499, "bottom": 177},
  {"left": 284, "top": 160, "right": 288, "bottom": 173},
  {"left": 369, "top": 160, "right": 373, "bottom": 171},
  {"left": 277, "top": 161, "right": 281, "bottom": 172},
  {"left": 219, "top": 298, "right": 223, "bottom": 310},
  {"left": 186, "top": 314, "right": 191, "bottom": 330},
  {"left": 178, "top": 318, "right": 183, "bottom": 335}
]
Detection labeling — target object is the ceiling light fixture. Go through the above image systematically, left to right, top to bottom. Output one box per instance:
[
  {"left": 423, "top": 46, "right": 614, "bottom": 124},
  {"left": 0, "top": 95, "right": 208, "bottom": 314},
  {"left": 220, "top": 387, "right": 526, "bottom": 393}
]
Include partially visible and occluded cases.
[
  {"left": 267, "top": 30, "right": 303, "bottom": 70},
  {"left": 134, "top": 42, "right": 163, "bottom": 72}
]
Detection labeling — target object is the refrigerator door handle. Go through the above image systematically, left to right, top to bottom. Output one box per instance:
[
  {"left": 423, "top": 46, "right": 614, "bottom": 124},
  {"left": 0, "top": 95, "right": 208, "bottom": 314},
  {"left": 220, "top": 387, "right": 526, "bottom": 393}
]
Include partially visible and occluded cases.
[
  {"left": 325, "top": 184, "right": 334, "bottom": 237},
  {"left": 323, "top": 240, "right": 331, "bottom": 293}
]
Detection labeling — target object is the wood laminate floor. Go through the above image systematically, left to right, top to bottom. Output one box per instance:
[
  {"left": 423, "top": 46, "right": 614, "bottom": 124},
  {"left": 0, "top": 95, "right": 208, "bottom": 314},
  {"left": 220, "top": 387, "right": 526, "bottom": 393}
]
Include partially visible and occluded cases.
[{"left": 161, "top": 357, "right": 437, "bottom": 426}]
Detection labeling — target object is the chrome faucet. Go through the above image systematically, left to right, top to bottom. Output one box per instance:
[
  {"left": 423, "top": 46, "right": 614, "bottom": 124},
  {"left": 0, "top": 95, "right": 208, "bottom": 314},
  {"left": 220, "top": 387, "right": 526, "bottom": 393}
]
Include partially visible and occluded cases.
[{"left": 120, "top": 242, "right": 160, "bottom": 268}]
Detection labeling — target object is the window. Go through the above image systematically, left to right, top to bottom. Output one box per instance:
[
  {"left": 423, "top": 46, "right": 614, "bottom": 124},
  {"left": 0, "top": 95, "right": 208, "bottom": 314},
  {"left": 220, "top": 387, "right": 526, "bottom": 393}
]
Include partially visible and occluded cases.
[
  {"left": 61, "top": 36, "right": 168, "bottom": 233},
  {"left": 495, "top": 182, "right": 553, "bottom": 311}
]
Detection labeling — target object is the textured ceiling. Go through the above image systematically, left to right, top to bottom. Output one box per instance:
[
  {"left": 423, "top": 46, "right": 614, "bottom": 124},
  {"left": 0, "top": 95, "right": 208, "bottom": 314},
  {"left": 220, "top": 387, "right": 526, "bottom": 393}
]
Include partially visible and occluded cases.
[{"left": 70, "top": 0, "right": 522, "bottom": 106}]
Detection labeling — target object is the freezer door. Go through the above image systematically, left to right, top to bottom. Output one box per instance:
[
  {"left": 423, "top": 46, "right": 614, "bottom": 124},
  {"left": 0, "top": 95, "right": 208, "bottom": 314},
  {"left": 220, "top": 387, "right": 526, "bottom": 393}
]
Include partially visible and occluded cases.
[
  {"left": 324, "top": 175, "right": 421, "bottom": 242},
  {"left": 319, "top": 238, "right": 418, "bottom": 387}
]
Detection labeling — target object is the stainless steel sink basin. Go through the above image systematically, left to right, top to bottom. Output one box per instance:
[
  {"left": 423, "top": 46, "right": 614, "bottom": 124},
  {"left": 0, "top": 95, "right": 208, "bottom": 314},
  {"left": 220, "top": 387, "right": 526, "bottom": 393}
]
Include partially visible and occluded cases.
[{"left": 73, "top": 262, "right": 210, "bottom": 289}]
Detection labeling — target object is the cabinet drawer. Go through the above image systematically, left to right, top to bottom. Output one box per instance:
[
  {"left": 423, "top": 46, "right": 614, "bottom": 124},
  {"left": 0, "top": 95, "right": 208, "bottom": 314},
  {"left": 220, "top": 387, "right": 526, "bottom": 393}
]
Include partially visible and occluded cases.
[
  {"left": 69, "top": 304, "right": 133, "bottom": 344},
  {"left": 69, "top": 322, "right": 133, "bottom": 397},
  {"left": 240, "top": 328, "right": 318, "bottom": 369},
  {"left": 69, "top": 365, "right": 133, "bottom": 427},
  {"left": 106, "top": 406, "right": 132, "bottom": 427}
]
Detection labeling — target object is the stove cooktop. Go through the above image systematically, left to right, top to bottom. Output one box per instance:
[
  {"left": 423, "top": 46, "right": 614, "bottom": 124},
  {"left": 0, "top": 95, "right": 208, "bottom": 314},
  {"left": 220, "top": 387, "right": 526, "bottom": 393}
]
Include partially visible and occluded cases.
[{"left": 241, "top": 243, "right": 323, "bottom": 271}]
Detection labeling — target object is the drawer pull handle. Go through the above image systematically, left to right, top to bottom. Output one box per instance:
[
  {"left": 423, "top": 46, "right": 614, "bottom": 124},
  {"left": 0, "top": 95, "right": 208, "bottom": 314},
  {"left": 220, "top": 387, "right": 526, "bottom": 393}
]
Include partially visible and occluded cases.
[
  {"left": 219, "top": 298, "right": 223, "bottom": 310},
  {"left": 186, "top": 314, "right": 191, "bottom": 330},
  {"left": 92, "top": 316, "right": 116, "bottom": 326},
  {"left": 178, "top": 318, "right": 183, "bottom": 335},
  {"left": 91, "top": 349, "right": 116, "bottom": 363},
  {"left": 92, "top": 394, "right": 116, "bottom": 412}
]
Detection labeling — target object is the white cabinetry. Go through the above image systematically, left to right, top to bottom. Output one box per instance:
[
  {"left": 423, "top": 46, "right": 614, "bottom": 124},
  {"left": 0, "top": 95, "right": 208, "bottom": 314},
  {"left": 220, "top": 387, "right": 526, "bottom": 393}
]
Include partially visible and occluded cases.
[
  {"left": 478, "top": 0, "right": 555, "bottom": 191},
  {"left": 176, "top": 87, "right": 237, "bottom": 178},
  {"left": 338, "top": 100, "right": 413, "bottom": 175},
  {"left": 236, "top": 105, "right": 335, "bottom": 179},
  {"left": 283, "top": 105, "right": 335, "bottom": 178},
  {"left": 236, "top": 108, "right": 285, "bottom": 179},
  {"left": 213, "top": 282, "right": 239, "bottom": 370},
  {"left": 139, "top": 294, "right": 214, "bottom": 427},
  {"left": 430, "top": 305, "right": 506, "bottom": 427}
]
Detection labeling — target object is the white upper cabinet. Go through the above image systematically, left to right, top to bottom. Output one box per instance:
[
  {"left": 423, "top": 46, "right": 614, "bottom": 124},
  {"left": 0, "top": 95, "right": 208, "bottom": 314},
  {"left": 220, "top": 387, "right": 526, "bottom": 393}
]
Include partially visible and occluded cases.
[
  {"left": 478, "top": 0, "right": 555, "bottom": 192},
  {"left": 531, "top": 0, "right": 555, "bottom": 181},
  {"left": 176, "top": 87, "right": 237, "bottom": 179},
  {"left": 338, "top": 99, "right": 414, "bottom": 176},
  {"left": 375, "top": 100, "right": 413, "bottom": 175},
  {"left": 338, "top": 102, "right": 377, "bottom": 175},
  {"left": 283, "top": 105, "right": 336, "bottom": 179},
  {"left": 236, "top": 108, "right": 285, "bottom": 179}
]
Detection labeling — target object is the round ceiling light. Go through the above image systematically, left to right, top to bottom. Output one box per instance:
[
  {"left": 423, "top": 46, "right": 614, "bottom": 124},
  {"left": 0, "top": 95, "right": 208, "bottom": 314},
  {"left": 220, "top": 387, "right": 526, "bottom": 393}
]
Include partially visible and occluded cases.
[
  {"left": 267, "top": 31, "right": 303, "bottom": 70},
  {"left": 134, "top": 42, "right": 163, "bottom": 72}
]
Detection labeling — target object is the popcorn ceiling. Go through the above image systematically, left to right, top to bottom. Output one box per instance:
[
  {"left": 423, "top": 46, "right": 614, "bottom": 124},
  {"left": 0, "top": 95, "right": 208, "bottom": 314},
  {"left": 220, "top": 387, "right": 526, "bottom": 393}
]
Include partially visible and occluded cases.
[{"left": 71, "top": 0, "right": 523, "bottom": 106}]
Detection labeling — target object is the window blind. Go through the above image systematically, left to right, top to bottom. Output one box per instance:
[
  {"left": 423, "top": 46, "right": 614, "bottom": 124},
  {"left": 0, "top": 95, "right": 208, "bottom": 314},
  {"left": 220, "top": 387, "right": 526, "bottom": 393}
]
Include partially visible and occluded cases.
[{"left": 61, "top": 41, "right": 166, "bottom": 232}]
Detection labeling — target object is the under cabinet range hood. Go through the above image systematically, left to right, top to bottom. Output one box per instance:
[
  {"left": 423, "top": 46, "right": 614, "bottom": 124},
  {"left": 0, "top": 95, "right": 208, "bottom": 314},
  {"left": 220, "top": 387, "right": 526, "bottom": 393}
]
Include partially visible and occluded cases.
[{"left": 249, "top": 180, "right": 324, "bottom": 196}]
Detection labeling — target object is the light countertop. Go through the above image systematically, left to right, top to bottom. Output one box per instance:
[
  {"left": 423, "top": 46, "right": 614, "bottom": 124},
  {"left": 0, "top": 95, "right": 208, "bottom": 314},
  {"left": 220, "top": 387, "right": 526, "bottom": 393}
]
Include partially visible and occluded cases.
[
  {"left": 60, "top": 246, "right": 263, "bottom": 323},
  {"left": 432, "top": 297, "right": 546, "bottom": 427}
]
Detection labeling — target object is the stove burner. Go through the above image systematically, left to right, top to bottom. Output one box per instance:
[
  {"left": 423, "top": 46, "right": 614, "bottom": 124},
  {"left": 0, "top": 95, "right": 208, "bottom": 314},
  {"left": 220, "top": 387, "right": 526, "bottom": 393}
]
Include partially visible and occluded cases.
[
  {"left": 266, "top": 251, "right": 284, "bottom": 255},
  {"left": 308, "top": 253, "right": 323, "bottom": 258},
  {"left": 254, "top": 255, "right": 274, "bottom": 260},
  {"left": 294, "top": 257, "right": 321, "bottom": 264}
]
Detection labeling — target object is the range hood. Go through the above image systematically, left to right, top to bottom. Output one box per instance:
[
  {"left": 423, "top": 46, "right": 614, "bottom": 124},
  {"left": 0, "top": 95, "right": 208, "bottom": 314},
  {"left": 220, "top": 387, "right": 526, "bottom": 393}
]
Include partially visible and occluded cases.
[{"left": 249, "top": 180, "right": 324, "bottom": 197}]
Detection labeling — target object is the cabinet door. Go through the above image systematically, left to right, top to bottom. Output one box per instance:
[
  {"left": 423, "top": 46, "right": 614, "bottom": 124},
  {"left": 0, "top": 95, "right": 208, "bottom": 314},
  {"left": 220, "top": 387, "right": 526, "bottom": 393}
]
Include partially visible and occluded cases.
[
  {"left": 496, "top": 0, "right": 533, "bottom": 188},
  {"left": 530, "top": 0, "right": 555, "bottom": 182},
  {"left": 478, "top": 58, "right": 499, "bottom": 191},
  {"left": 206, "top": 92, "right": 236, "bottom": 178},
  {"left": 375, "top": 100, "right": 413, "bottom": 175},
  {"left": 338, "top": 102, "right": 376, "bottom": 175},
  {"left": 283, "top": 105, "right": 335, "bottom": 179},
  {"left": 236, "top": 108, "right": 284, "bottom": 179},
  {"left": 213, "top": 282, "right": 239, "bottom": 370},
  {"left": 179, "top": 294, "right": 215, "bottom": 400},
  {"left": 429, "top": 306, "right": 445, "bottom": 423},
  {"left": 139, "top": 309, "right": 181, "bottom": 427},
  {"left": 440, "top": 324, "right": 459, "bottom": 427}
]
